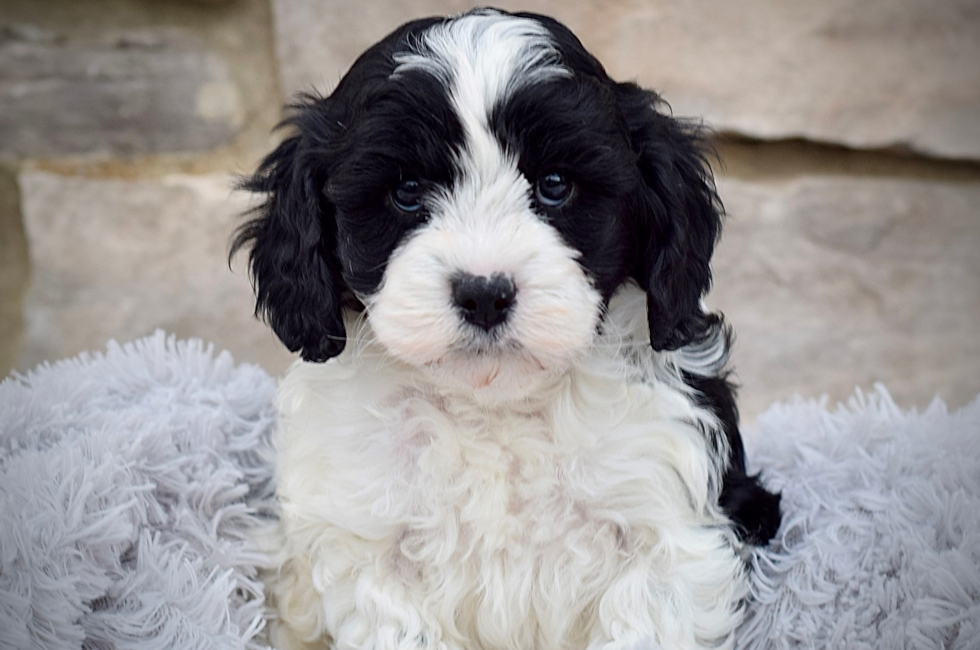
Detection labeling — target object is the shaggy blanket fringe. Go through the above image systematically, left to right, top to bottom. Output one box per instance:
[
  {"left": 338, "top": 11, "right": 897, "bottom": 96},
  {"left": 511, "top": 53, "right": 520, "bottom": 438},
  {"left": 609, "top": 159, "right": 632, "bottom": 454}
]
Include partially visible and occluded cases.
[
  {"left": 0, "top": 332, "right": 277, "bottom": 650},
  {"left": 1, "top": 332, "right": 978, "bottom": 649},
  {"left": 738, "top": 388, "right": 980, "bottom": 650}
]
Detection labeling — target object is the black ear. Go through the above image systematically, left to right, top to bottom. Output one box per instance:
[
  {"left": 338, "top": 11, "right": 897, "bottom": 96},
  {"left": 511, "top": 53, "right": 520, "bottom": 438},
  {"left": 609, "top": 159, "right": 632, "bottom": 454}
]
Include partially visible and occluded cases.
[
  {"left": 617, "top": 82, "right": 724, "bottom": 351},
  {"left": 231, "top": 96, "right": 346, "bottom": 362}
]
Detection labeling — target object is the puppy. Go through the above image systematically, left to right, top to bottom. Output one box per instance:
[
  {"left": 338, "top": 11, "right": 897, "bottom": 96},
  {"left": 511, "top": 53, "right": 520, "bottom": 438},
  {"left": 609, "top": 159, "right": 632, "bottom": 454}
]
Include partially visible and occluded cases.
[{"left": 234, "top": 8, "right": 781, "bottom": 650}]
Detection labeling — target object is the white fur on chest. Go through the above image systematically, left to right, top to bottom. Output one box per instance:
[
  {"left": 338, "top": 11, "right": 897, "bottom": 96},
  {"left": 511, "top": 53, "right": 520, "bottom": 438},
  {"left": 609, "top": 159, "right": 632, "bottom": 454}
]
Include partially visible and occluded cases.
[{"left": 266, "top": 291, "right": 745, "bottom": 650}]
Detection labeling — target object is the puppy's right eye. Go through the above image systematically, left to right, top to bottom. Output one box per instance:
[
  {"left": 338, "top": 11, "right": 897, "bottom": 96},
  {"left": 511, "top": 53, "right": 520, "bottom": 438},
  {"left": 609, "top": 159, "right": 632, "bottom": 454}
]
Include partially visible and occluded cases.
[
  {"left": 535, "top": 172, "right": 573, "bottom": 208},
  {"left": 392, "top": 179, "right": 423, "bottom": 213}
]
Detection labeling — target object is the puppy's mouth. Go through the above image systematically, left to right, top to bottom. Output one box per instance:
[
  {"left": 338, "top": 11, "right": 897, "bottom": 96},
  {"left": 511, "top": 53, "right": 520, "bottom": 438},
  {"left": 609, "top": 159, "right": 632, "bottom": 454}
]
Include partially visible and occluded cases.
[
  {"left": 450, "top": 326, "right": 520, "bottom": 355},
  {"left": 424, "top": 344, "right": 551, "bottom": 395}
]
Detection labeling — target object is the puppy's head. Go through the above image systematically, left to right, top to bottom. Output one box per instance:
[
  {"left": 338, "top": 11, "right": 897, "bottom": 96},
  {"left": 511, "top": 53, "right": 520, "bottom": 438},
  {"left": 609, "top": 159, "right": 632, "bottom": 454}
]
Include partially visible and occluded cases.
[{"left": 234, "top": 8, "right": 723, "bottom": 398}]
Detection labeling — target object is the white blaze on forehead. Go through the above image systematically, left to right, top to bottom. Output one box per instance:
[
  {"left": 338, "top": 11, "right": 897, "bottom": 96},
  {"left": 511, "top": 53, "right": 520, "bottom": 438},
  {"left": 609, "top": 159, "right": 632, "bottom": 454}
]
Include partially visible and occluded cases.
[
  {"left": 389, "top": 9, "right": 574, "bottom": 269},
  {"left": 392, "top": 10, "right": 569, "bottom": 152}
]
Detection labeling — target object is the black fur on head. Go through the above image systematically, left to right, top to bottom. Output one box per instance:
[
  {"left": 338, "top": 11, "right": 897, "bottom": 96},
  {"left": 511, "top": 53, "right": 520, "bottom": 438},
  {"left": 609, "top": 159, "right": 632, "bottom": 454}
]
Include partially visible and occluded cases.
[
  {"left": 521, "top": 11, "right": 726, "bottom": 352},
  {"left": 231, "top": 18, "right": 446, "bottom": 363},
  {"left": 615, "top": 84, "right": 725, "bottom": 352},
  {"left": 231, "top": 99, "right": 346, "bottom": 363}
]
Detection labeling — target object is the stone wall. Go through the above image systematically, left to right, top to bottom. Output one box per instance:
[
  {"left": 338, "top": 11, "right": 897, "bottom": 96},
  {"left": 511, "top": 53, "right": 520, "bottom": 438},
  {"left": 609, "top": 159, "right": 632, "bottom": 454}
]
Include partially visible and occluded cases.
[{"left": 1, "top": 0, "right": 978, "bottom": 421}]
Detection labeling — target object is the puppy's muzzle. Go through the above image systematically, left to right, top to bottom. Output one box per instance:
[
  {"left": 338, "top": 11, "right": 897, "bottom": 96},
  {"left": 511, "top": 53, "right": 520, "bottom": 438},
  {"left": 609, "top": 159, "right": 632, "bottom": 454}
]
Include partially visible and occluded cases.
[{"left": 451, "top": 272, "right": 517, "bottom": 331}]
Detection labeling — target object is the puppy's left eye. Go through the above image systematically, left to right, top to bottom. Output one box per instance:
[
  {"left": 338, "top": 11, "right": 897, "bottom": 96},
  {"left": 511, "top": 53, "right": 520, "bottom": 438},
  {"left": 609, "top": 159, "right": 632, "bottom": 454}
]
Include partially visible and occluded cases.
[
  {"left": 535, "top": 172, "right": 573, "bottom": 208},
  {"left": 392, "top": 179, "right": 423, "bottom": 213}
]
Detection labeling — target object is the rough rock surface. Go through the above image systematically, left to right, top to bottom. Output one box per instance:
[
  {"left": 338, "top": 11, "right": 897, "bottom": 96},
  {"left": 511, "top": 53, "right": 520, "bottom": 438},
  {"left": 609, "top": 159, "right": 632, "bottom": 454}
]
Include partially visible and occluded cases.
[
  {"left": 271, "top": 0, "right": 980, "bottom": 160},
  {"left": 0, "top": 25, "right": 243, "bottom": 156},
  {"left": 17, "top": 171, "right": 293, "bottom": 375},
  {"left": 712, "top": 176, "right": 980, "bottom": 419}
]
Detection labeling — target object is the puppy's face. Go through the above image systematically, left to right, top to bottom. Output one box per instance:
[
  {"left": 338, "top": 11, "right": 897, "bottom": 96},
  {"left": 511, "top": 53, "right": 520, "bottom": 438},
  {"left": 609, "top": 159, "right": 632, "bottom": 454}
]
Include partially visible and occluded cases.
[
  {"left": 236, "top": 9, "right": 723, "bottom": 399},
  {"left": 341, "top": 14, "right": 635, "bottom": 396}
]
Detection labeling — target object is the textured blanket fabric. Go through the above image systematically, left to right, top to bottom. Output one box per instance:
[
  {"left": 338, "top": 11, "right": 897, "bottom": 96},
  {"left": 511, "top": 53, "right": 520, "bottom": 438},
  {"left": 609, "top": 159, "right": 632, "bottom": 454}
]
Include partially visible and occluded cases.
[
  {"left": 0, "top": 332, "right": 277, "bottom": 650},
  {"left": 1, "top": 333, "right": 978, "bottom": 649},
  {"left": 738, "top": 389, "right": 980, "bottom": 650}
]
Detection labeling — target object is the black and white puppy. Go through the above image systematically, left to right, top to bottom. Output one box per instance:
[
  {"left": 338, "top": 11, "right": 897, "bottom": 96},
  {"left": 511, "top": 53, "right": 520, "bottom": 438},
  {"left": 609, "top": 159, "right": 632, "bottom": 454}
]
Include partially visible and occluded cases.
[{"left": 235, "top": 8, "right": 781, "bottom": 650}]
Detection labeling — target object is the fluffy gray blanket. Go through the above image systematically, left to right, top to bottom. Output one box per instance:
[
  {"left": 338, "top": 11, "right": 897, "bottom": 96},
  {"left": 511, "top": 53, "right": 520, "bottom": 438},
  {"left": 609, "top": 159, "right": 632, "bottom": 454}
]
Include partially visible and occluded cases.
[
  {"left": 0, "top": 333, "right": 276, "bottom": 650},
  {"left": 1, "top": 333, "right": 977, "bottom": 649}
]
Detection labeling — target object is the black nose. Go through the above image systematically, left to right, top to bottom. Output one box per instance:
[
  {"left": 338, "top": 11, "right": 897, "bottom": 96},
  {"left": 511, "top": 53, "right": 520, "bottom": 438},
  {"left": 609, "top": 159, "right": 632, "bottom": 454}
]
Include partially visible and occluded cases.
[{"left": 451, "top": 273, "right": 516, "bottom": 331}]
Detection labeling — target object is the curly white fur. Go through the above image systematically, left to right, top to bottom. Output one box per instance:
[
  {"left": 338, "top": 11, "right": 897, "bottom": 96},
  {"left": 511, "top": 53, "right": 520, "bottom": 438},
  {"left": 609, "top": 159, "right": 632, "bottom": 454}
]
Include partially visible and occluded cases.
[{"left": 260, "top": 286, "right": 745, "bottom": 650}]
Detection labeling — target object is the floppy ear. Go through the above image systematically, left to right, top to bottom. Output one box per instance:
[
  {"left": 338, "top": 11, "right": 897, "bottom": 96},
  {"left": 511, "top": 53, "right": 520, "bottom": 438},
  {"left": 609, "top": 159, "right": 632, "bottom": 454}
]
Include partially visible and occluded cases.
[
  {"left": 616, "top": 82, "right": 724, "bottom": 351},
  {"left": 231, "top": 96, "right": 347, "bottom": 362}
]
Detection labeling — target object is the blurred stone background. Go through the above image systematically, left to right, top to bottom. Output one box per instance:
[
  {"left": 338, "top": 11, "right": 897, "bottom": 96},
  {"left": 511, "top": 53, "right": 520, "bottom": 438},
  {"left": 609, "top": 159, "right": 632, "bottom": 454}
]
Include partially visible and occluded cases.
[{"left": 1, "top": 0, "right": 978, "bottom": 422}]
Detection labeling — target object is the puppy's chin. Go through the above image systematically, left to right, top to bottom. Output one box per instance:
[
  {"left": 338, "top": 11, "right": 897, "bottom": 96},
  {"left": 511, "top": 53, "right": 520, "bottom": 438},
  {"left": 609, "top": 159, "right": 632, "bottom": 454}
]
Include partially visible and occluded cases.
[{"left": 423, "top": 346, "right": 564, "bottom": 403}]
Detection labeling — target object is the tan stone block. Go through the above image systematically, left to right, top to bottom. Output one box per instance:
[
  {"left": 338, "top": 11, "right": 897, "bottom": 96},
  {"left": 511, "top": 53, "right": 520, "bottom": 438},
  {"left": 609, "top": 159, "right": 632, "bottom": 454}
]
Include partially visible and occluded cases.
[
  {"left": 271, "top": 0, "right": 980, "bottom": 160},
  {"left": 0, "top": 24, "right": 245, "bottom": 157},
  {"left": 17, "top": 171, "right": 294, "bottom": 375},
  {"left": 711, "top": 176, "right": 980, "bottom": 421}
]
